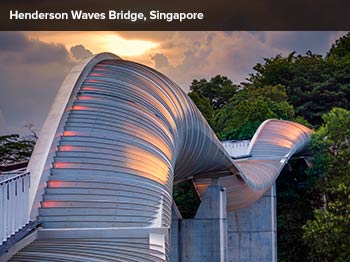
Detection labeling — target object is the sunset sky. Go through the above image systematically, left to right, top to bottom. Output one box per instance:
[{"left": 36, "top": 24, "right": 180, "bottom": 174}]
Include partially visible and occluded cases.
[{"left": 0, "top": 31, "right": 347, "bottom": 136}]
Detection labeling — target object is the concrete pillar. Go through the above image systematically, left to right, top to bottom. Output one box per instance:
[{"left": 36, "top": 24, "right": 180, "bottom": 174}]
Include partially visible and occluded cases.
[
  {"left": 170, "top": 179, "right": 228, "bottom": 262},
  {"left": 227, "top": 184, "right": 277, "bottom": 262},
  {"left": 170, "top": 203, "right": 182, "bottom": 262}
]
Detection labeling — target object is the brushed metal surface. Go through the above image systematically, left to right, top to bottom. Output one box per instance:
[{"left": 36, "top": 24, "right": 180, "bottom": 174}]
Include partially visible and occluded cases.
[{"left": 14, "top": 53, "right": 312, "bottom": 261}]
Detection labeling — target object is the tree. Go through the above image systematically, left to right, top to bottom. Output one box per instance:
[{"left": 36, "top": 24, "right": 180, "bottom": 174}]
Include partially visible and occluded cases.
[
  {"left": 327, "top": 32, "right": 350, "bottom": 62},
  {"left": 181, "top": 34, "right": 350, "bottom": 260},
  {"left": 246, "top": 34, "right": 350, "bottom": 261},
  {"left": 248, "top": 49, "right": 350, "bottom": 127},
  {"left": 189, "top": 75, "right": 238, "bottom": 111},
  {"left": 216, "top": 84, "right": 296, "bottom": 140},
  {"left": 188, "top": 91, "right": 215, "bottom": 127},
  {"left": 302, "top": 108, "right": 350, "bottom": 261},
  {"left": 0, "top": 134, "right": 36, "bottom": 165},
  {"left": 276, "top": 158, "right": 320, "bottom": 261},
  {"left": 173, "top": 181, "right": 201, "bottom": 218},
  {"left": 303, "top": 184, "right": 350, "bottom": 262}
]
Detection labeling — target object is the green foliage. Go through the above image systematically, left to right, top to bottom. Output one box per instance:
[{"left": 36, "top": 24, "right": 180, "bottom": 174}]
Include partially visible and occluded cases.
[
  {"left": 327, "top": 32, "right": 350, "bottom": 62},
  {"left": 175, "top": 34, "right": 350, "bottom": 262},
  {"left": 246, "top": 35, "right": 350, "bottom": 260},
  {"left": 248, "top": 48, "right": 350, "bottom": 127},
  {"left": 189, "top": 75, "right": 238, "bottom": 111},
  {"left": 216, "top": 85, "right": 295, "bottom": 140},
  {"left": 188, "top": 91, "right": 214, "bottom": 126},
  {"left": 302, "top": 108, "right": 350, "bottom": 261},
  {"left": 0, "top": 134, "right": 35, "bottom": 165},
  {"left": 276, "top": 159, "right": 320, "bottom": 262},
  {"left": 173, "top": 181, "right": 201, "bottom": 218},
  {"left": 303, "top": 184, "right": 350, "bottom": 262}
]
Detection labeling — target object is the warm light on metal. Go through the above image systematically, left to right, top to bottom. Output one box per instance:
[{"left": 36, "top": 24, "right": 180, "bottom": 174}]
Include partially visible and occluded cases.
[{"left": 19, "top": 53, "right": 312, "bottom": 261}]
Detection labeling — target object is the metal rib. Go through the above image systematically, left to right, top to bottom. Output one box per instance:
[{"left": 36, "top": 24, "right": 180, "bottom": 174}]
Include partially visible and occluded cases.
[
  {"left": 17, "top": 53, "right": 312, "bottom": 261},
  {"left": 193, "top": 119, "right": 312, "bottom": 210}
]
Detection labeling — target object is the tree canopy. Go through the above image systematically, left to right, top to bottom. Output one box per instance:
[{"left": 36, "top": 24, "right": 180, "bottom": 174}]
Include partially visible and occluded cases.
[
  {"left": 1, "top": 32, "right": 349, "bottom": 261},
  {"left": 183, "top": 33, "right": 350, "bottom": 261},
  {"left": 247, "top": 36, "right": 350, "bottom": 128},
  {"left": 189, "top": 75, "right": 238, "bottom": 111},
  {"left": 216, "top": 84, "right": 296, "bottom": 140},
  {"left": 302, "top": 108, "right": 350, "bottom": 262},
  {"left": 0, "top": 134, "right": 35, "bottom": 165}
]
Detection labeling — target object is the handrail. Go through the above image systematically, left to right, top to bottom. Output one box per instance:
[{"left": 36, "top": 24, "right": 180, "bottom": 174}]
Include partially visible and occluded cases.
[
  {"left": 0, "top": 171, "right": 30, "bottom": 244},
  {"left": 0, "top": 171, "right": 29, "bottom": 184}
]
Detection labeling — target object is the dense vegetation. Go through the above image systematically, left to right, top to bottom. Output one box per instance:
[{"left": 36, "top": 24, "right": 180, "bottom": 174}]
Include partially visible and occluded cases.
[
  {"left": 1, "top": 33, "right": 349, "bottom": 261},
  {"left": 175, "top": 33, "right": 350, "bottom": 261},
  {"left": 302, "top": 108, "right": 350, "bottom": 261},
  {"left": 0, "top": 134, "right": 35, "bottom": 165}
]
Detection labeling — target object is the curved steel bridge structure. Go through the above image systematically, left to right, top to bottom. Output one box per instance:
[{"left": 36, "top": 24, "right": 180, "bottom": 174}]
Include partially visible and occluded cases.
[{"left": 9, "top": 53, "right": 312, "bottom": 261}]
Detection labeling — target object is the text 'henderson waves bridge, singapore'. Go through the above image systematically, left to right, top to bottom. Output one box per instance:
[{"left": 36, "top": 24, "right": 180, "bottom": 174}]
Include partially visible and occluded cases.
[{"left": 0, "top": 53, "right": 312, "bottom": 262}]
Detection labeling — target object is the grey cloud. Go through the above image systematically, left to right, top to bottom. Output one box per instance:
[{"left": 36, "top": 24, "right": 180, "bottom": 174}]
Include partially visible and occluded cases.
[
  {"left": 1, "top": 31, "right": 344, "bottom": 136},
  {"left": 146, "top": 31, "right": 343, "bottom": 91},
  {"left": 249, "top": 31, "right": 266, "bottom": 42},
  {"left": 263, "top": 31, "right": 337, "bottom": 55},
  {"left": 0, "top": 32, "right": 86, "bottom": 135},
  {"left": 0, "top": 32, "right": 29, "bottom": 51},
  {"left": 0, "top": 32, "right": 71, "bottom": 64},
  {"left": 147, "top": 32, "right": 257, "bottom": 88},
  {"left": 206, "top": 33, "right": 215, "bottom": 45},
  {"left": 23, "top": 42, "right": 70, "bottom": 64},
  {"left": 162, "top": 42, "right": 175, "bottom": 49},
  {"left": 70, "top": 44, "right": 93, "bottom": 60},
  {"left": 150, "top": 53, "right": 170, "bottom": 69},
  {"left": 0, "top": 110, "right": 8, "bottom": 135}
]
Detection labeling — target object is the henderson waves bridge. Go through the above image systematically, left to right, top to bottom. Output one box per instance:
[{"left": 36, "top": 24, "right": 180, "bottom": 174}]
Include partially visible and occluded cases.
[{"left": 0, "top": 53, "right": 312, "bottom": 262}]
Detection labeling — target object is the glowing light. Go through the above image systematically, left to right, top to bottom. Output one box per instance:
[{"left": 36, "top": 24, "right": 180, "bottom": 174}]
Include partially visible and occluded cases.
[
  {"left": 25, "top": 32, "right": 159, "bottom": 57},
  {"left": 101, "top": 34, "right": 158, "bottom": 56},
  {"left": 81, "top": 86, "right": 100, "bottom": 91},
  {"left": 77, "top": 96, "right": 93, "bottom": 100},
  {"left": 72, "top": 105, "right": 88, "bottom": 110},
  {"left": 62, "top": 131, "right": 78, "bottom": 136},
  {"left": 58, "top": 145, "right": 74, "bottom": 151},
  {"left": 53, "top": 162, "right": 70, "bottom": 168},
  {"left": 48, "top": 181, "right": 63, "bottom": 187},
  {"left": 48, "top": 181, "right": 74, "bottom": 188},
  {"left": 42, "top": 201, "right": 58, "bottom": 208}
]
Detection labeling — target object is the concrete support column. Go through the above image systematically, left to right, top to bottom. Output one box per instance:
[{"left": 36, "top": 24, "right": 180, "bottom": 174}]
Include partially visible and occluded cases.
[
  {"left": 170, "top": 179, "right": 228, "bottom": 262},
  {"left": 227, "top": 184, "right": 277, "bottom": 262}
]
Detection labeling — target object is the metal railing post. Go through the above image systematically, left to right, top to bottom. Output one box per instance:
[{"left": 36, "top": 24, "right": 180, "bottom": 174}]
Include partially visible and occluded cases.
[{"left": 0, "top": 171, "right": 30, "bottom": 244}]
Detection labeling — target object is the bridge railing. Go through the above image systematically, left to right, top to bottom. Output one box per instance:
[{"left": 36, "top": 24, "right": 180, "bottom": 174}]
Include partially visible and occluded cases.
[
  {"left": 222, "top": 140, "right": 251, "bottom": 158},
  {"left": 0, "top": 170, "right": 30, "bottom": 244}
]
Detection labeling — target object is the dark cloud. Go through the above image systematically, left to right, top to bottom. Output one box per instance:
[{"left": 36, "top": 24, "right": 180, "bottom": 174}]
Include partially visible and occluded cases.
[
  {"left": 0, "top": 31, "right": 29, "bottom": 51},
  {"left": 0, "top": 31, "right": 345, "bottom": 136},
  {"left": 145, "top": 31, "right": 347, "bottom": 91},
  {"left": 0, "top": 32, "right": 91, "bottom": 135},
  {"left": 0, "top": 32, "right": 71, "bottom": 64},
  {"left": 147, "top": 32, "right": 274, "bottom": 88},
  {"left": 263, "top": 32, "right": 336, "bottom": 54},
  {"left": 23, "top": 41, "right": 70, "bottom": 64},
  {"left": 70, "top": 44, "right": 93, "bottom": 60},
  {"left": 150, "top": 53, "right": 170, "bottom": 69},
  {"left": 0, "top": 110, "right": 8, "bottom": 135}
]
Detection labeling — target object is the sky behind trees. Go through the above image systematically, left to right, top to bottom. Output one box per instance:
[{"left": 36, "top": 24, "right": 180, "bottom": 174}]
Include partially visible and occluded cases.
[{"left": 0, "top": 31, "right": 347, "bottom": 135}]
